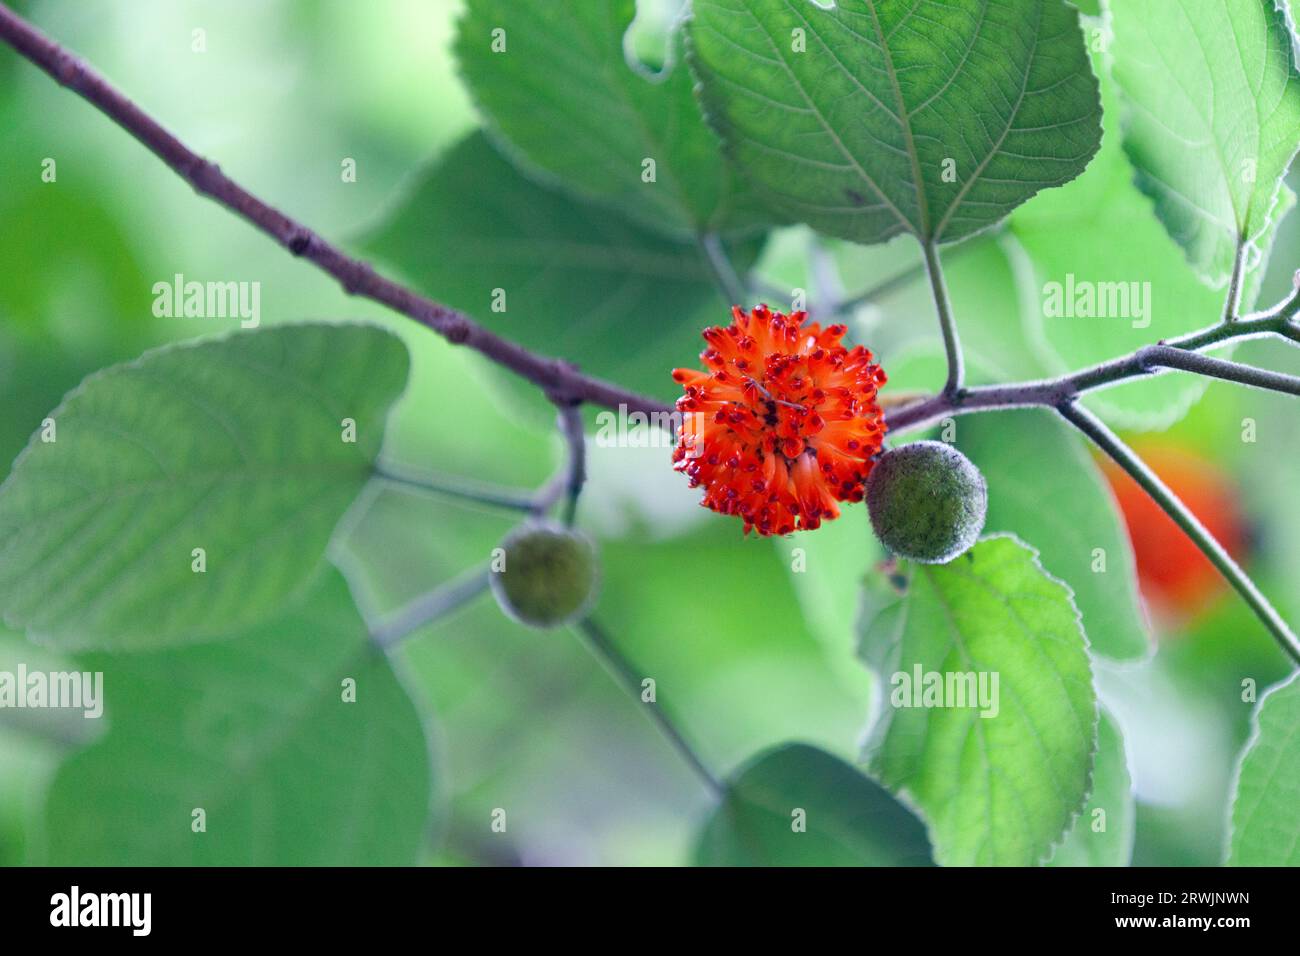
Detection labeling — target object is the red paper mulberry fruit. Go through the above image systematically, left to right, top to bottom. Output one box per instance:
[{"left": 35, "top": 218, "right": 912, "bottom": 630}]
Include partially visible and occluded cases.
[{"left": 672, "top": 305, "right": 887, "bottom": 536}]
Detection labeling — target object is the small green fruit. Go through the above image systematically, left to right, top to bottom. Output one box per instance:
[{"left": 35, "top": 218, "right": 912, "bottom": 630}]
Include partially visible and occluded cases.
[
  {"left": 866, "top": 440, "right": 987, "bottom": 564},
  {"left": 490, "top": 523, "right": 599, "bottom": 628}
]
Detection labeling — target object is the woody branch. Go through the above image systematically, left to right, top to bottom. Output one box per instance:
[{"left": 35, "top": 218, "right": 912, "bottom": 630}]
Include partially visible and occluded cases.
[
  {"left": 5, "top": 2, "right": 1300, "bottom": 443},
  {"left": 0, "top": 3, "right": 673, "bottom": 419}
]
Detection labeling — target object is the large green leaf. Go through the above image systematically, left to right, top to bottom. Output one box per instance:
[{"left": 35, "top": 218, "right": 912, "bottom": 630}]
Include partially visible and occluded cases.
[
  {"left": 455, "top": 0, "right": 769, "bottom": 237},
  {"left": 689, "top": 0, "right": 1102, "bottom": 245},
  {"left": 1110, "top": 0, "right": 1300, "bottom": 284},
  {"left": 1010, "top": 43, "right": 1291, "bottom": 428},
  {"left": 363, "top": 132, "right": 743, "bottom": 404},
  {"left": 0, "top": 323, "right": 409, "bottom": 650},
  {"left": 957, "top": 410, "right": 1149, "bottom": 660},
  {"left": 859, "top": 535, "right": 1096, "bottom": 865},
  {"left": 43, "top": 570, "right": 435, "bottom": 865},
  {"left": 1228, "top": 670, "right": 1300, "bottom": 865},
  {"left": 1047, "top": 708, "right": 1134, "bottom": 866},
  {"left": 693, "top": 742, "right": 934, "bottom": 865}
]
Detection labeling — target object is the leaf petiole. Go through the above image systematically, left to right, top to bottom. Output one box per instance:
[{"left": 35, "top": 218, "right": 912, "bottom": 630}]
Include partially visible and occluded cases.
[{"left": 922, "top": 240, "right": 965, "bottom": 399}]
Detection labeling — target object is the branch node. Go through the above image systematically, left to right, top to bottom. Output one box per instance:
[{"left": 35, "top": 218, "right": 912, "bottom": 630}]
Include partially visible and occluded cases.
[
  {"left": 52, "top": 51, "right": 84, "bottom": 89},
  {"left": 338, "top": 261, "right": 377, "bottom": 296},
  {"left": 1134, "top": 344, "right": 1163, "bottom": 373},
  {"left": 544, "top": 360, "right": 582, "bottom": 402},
  {"left": 1049, "top": 388, "right": 1076, "bottom": 410}
]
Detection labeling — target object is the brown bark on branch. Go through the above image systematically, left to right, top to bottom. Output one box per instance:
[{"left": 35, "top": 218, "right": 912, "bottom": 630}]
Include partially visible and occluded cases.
[{"left": 0, "top": 3, "right": 673, "bottom": 418}]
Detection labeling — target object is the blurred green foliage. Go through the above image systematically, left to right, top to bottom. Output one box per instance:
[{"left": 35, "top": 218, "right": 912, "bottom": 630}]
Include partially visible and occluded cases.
[{"left": 0, "top": 0, "right": 1297, "bottom": 867}]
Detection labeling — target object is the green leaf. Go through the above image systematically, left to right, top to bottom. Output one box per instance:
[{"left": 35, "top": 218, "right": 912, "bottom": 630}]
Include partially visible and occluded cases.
[
  {"left": 455, "top": 0, "right": 770, "bottom": 237},
  {"left": 688, "top": 0, "right": 1102, "bottom": 245},
  {"left": 1110, "top": 0, "right": 1300, "bottom": 284},
  {"left": 1009, "top": 46, "right": 1292, "bottom": 429},
  {"left": 363, "top": 132, "right": 746, "bottom": 404},
  {"left": 0, "top": 182, "right": 154, "bottom": 346},
  {"left": 0, "top": 323, "right": 409, "bottom": 650},
  {"left": 956, "top": 410, "right": 1150, "bottom": 660},
  {"left": 859, "top": 535, "right": 1096, "bottom": 865},
  {"left": 43, "top": 570, "right": 436, "bottom": 865},
  {"left": 1228, "top": 670, "right": 1300, "bottom": 865},
  {"left": 1047, "top": 707, "right": 1134, "bottom": 866},
  {"left": 693, "top": 742, "right": 934, "bottom": 865}
]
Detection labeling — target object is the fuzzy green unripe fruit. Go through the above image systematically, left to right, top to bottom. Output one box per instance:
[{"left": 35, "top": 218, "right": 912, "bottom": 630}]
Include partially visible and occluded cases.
[
  {"left": 866, "top": 440, "right": 987, "bottom": 564},
  {"left": 490, "top": 523, "right": 599, "bottom": 628}
]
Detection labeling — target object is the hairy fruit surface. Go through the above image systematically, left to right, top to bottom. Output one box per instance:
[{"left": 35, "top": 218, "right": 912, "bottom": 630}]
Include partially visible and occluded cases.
[
  {"left": 866, "top": 440, "right": 987, "bottom": 564},
  {"left": 490, "top": 523, "right": 599, "bottom": 628}
]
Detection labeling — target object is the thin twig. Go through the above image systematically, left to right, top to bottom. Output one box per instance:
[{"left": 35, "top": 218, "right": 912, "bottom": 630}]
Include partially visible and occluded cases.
[
  {"left": 9, "top": 0, "right": 1300, "bottom": 668},
  {"left": 7, "top": 1, "right": 1299, "bottom": 443},
  {"left": 0, "top": 3, "right": 672, "bottom": 419},
  {"left": 697, "top": 231, "right": 748, "bottom": 305},
  {"left": 806, "top": 235, "right": 845, "bottom": 321},
  {"left": 837, "top": 238, "right": 981, "bottom": 316},
  {"left": 755, "top": 257, "right": 925, "bottom": 318},
  {"left": 838, "top": 259, "right": 928, "bottom": 313},
  {"left": 751, "top": 276, "right": 795, "bottom": 308},
  {"left": 886, "top": 289, "right": 1300, "bottom": 436},
  {"left": 1145, "top": 346, "right": 1300, "bottom": 396},
  {"left": 552, "top": 400, "right": 587, "bottom": 526},
  {"left": 529, "top": 401, "right": 588, "bottom": 522},
  {"left": 1058, "top": 401, "right": 1300, "bottom": 666},
  {"left": 372, "top": 404, "right": 587, "bottom": 647},
  {"left": 374, "top": 461, "right": 538, "bottom": 511},
  {"left": 371, "top": 566, "right": 491, "bottom": 649},
  {"left": 576, "top": 618, "right": 723, "bottom": 796}
]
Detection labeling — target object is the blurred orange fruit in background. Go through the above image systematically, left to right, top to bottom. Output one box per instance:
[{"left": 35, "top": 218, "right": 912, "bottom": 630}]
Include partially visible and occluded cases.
[{"left": 1100, "top": 441, "right": 1249, "bottom": 628}]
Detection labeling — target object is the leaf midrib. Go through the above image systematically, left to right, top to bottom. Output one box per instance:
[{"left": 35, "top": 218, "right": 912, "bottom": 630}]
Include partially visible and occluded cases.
[
  {"left": 734, "top": 0, "right": 911, "bottom": 231},
  {"left": 862, "top": 0, "right": 931, "bottom": 237},
  {"left": 931, "top": 0, "right": 1045, "bottom": 240}
]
